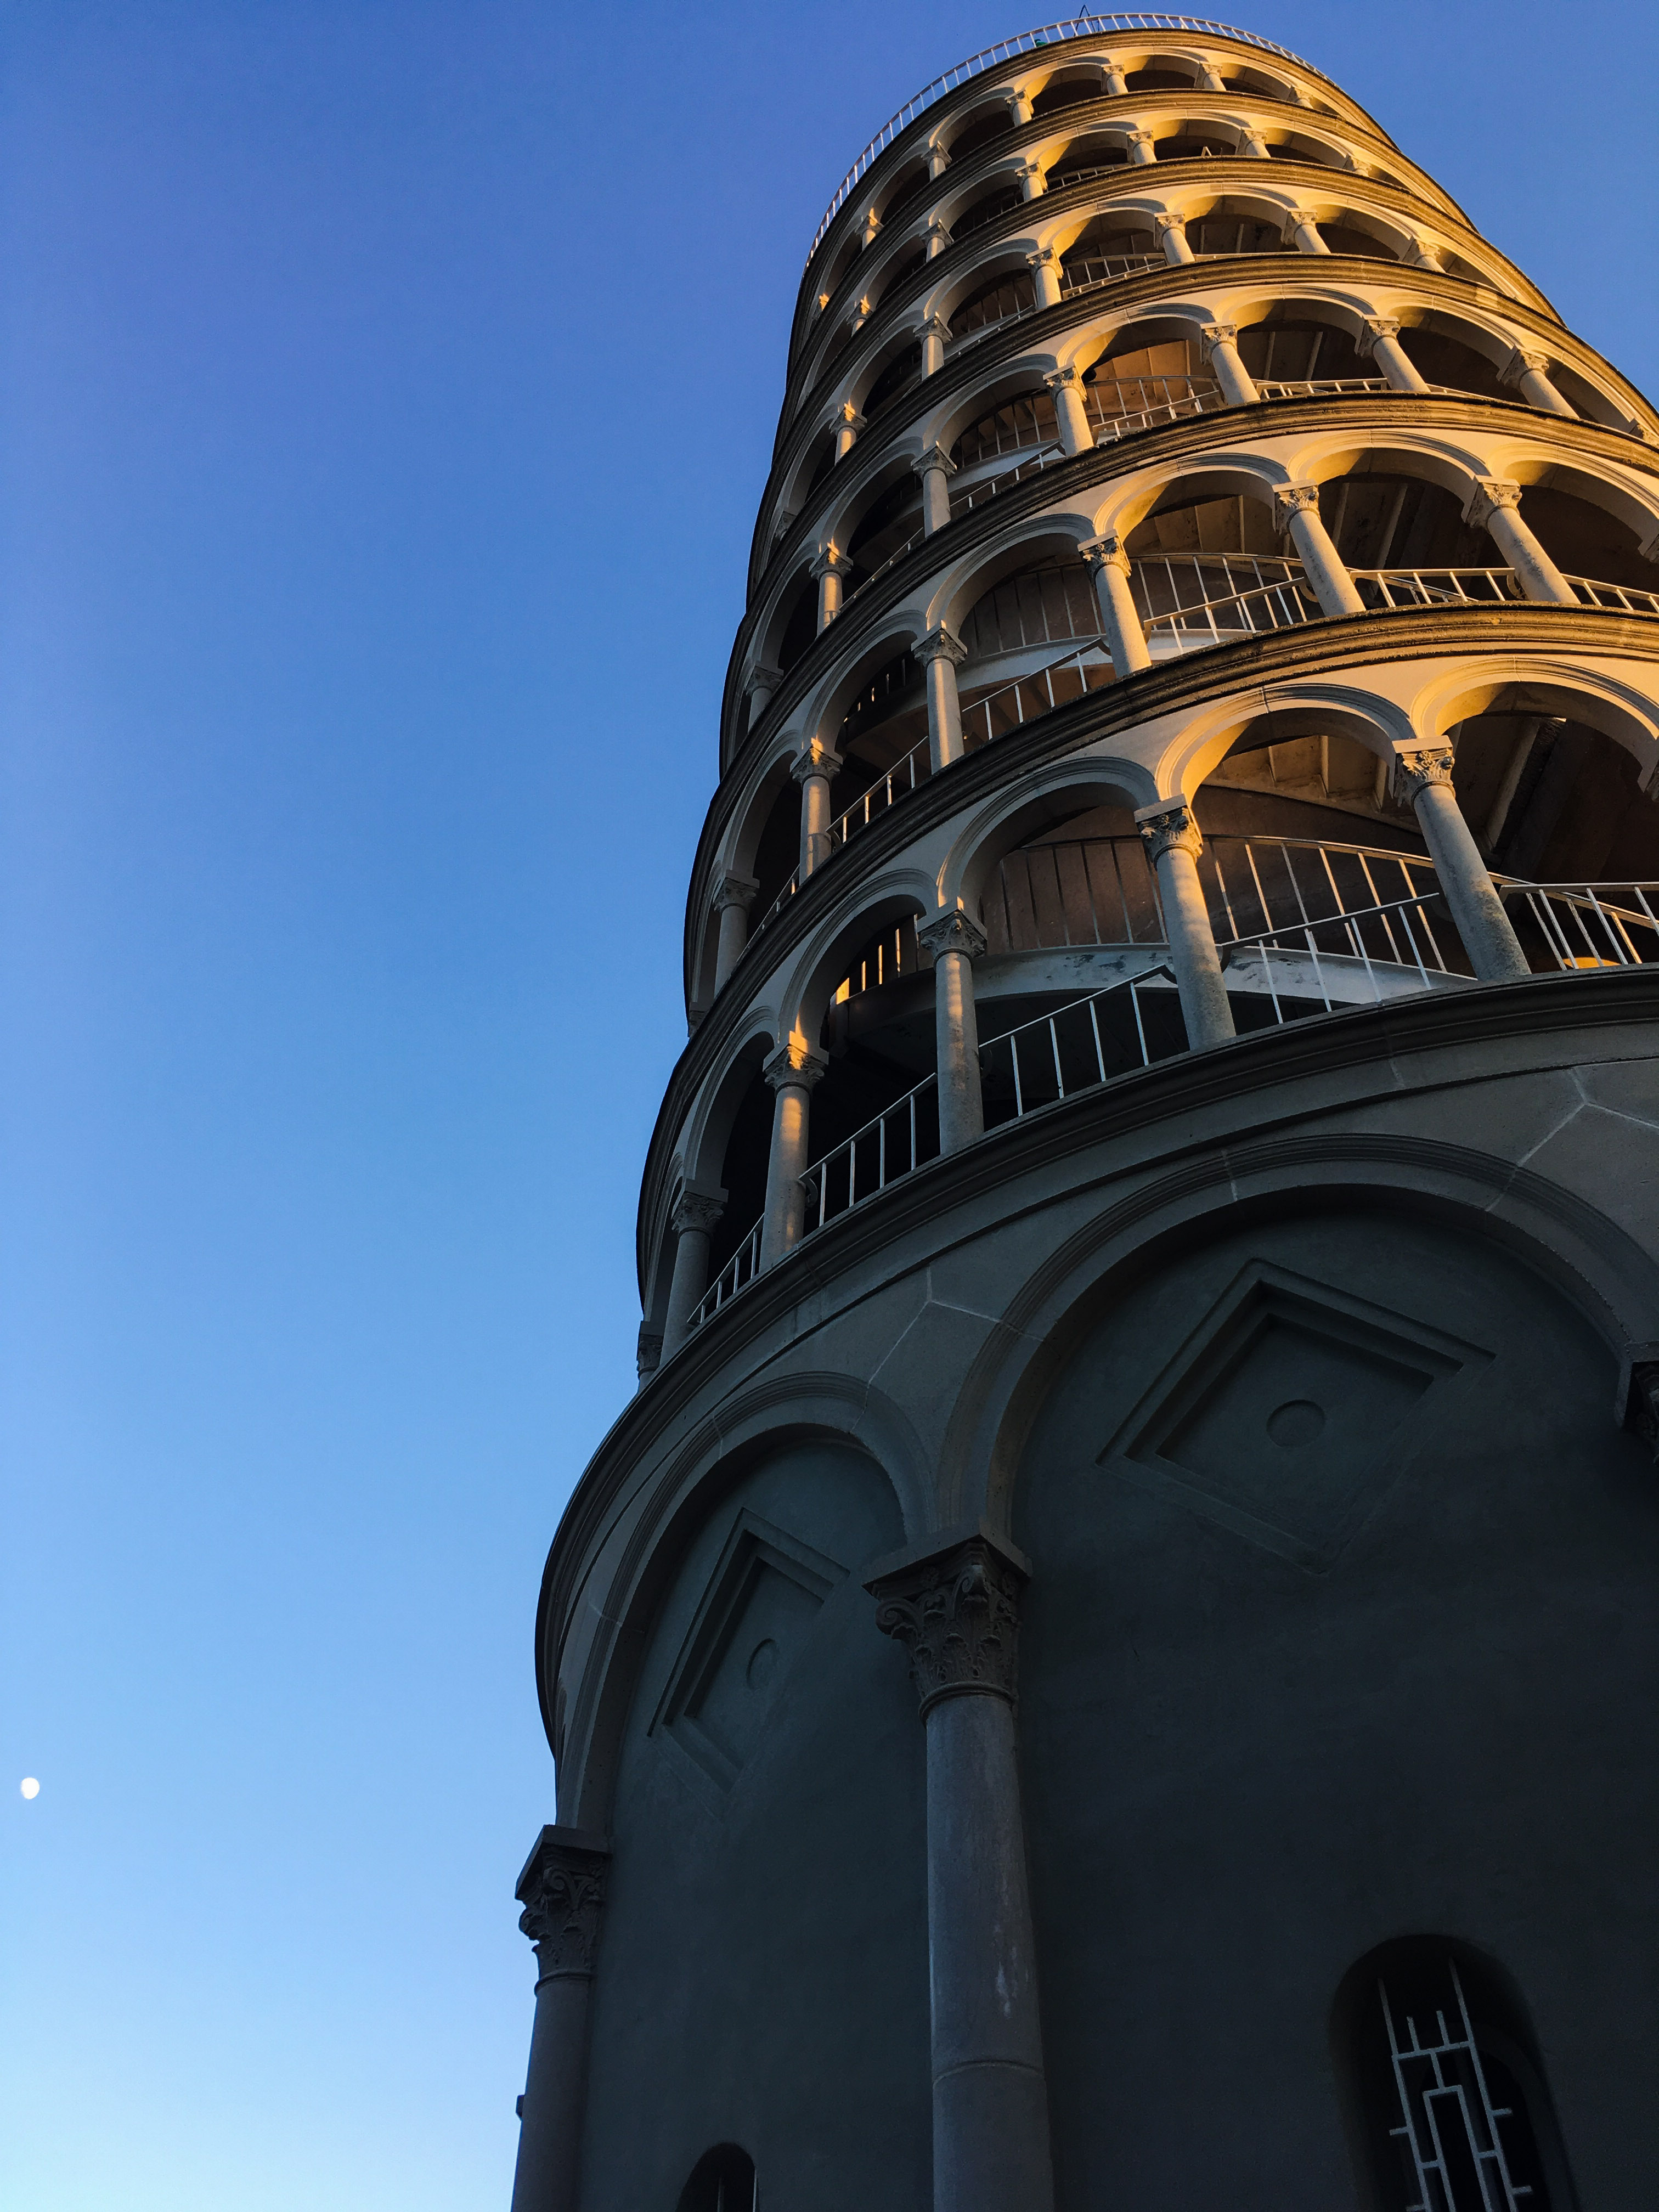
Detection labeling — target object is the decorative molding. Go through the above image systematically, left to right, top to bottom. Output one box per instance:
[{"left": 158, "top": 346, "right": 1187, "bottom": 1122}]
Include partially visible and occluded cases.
[
  {"left": 1357, "top": 316, "right": 1401, "bottom": 354},
  {"left": 1042, "top": 362, "right": 1079, "bottom": 391},
  {"left": 911, "top": 442, "right": 957, "bottom": 481},
  {"left": 1274, "top": 482, "right": 1322, "bottom": 523},
  {"left": 1079, "top": 531, "right": 1131, "bottom": 574},
  {"left": 916, "top": 622, "right": 968, "bottom": 666},
  {"left": 790, "top": 738, "right": 844, "bottom": 785},
  {"left": 1392, "top": 746, "right": 1457, "bottom": 800},
  {"left": 1136, "top": 799, "right": 1203, "bottom": 865},
  {"left": 710, "top": 870, "right": 759, "bottom": 916},
  {"left": 917, "top": 905, "right": 989, "bottom": 963},
  {"left": 765, "top": 1036, "right": 828, "bottom": 1091},
  {"left": 670, "top": 1190, "right": 725, "bottom": 1238},
  {"left": 870, "top": 1536, "right": 1025, "bottom": 1714},
  {"left": 515, "top": 1828, "right": 610, "bottom": 1979}
]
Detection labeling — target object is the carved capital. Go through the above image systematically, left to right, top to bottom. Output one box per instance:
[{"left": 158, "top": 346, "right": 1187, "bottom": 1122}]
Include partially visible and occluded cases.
[
  {"left": 1126, "top": 128, "right": 1155, "bottom": 149},
  {"left": 1014, "top": 158, "right": 1045, "bottom": 183},
  {"left": 1282, "top": 207, "right": 1321, "bottom": 244},
  {"left": 1153, "top": 211, "right": 1188, "bottom": 238},
  {"left": 926, "top": 215, "right": 953, "bottom": 245},
  {"left": 1407, "top": 234, "right": 1443, "bottom": 269},
  {"left": 1026, "top": 245, "right": 1058, "bottom": 272},
  {"left": 918, "top": 313, "right": 951, "bottom": 344},
  {"left": 1357, "top": 316, "right": 1401, "bottom": 355},
  {"left": 1200, "top": 320, "right": 1240, "bottom": 357},
  {"left": 1502, "top": 345, "right": 1552, "bottom": 386},
  {"left": 1043, "top": 363, "right": 1079, "bottom": 392},
  {"left": 831, "top": 401, "right": 866, "bottom": 433},
  {"left": 911, "top": 442, "right": 957, "bottom": 481},
  {"left": 1464, "top": 477, "right": 1522, "bottom": 530},
  {"left": 1274, "top": 482, "right": 1323, "bottom": 527},
  {"left": 1079, "top": 531, "right": 1132, "bottom": 576},
  {"left": 809, "top": 544, "right": 851, "bottom": 580},
  {"left": 916, "top": 622, "right": 969, "bottom": 667},
  {"left": 742, "top": 663, "right": 782, "bottom": 704},
  {"left": 790, "top": 736, "right": 843, "bottom": 785},
  {"left": 1392, "top": 746, "right": 1456, "bottom": 801},
  {"left": 1136, "top": 800, "right": 1203, "bottom": 865},
  {"left": 711, "top": 869, "right": 759, "bottom": 916},
  {"left": 917, "top": 905, "right": 988, "bottom": 963},
  {"left": 764, "top": 1036, "right": 828, "bottom": 1093},
  {"left": 671, "top": 1189, "right": 725, "bottom": 1237},
  {"left": 635, "top": 1326, "right": 662, "bottom": 1382},
  {"left": 1626, "top": 1361, "right": 1659, "bottom": 1462},
  {"left": 870, "top": 1536, "right": 1025, "bottom": 1714},
  {"left": 515, "top": 1828, "right": 610, "bottom": 1979}
]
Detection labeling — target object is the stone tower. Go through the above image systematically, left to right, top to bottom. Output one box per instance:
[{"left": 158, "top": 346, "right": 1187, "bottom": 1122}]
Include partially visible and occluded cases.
[{"left": 510, "top": 18, "right": 1659, "bottom": 2211}]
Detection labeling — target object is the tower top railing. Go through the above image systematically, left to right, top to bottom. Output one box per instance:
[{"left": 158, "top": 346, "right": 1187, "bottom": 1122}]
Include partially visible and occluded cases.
[{"left": 805, "top": 15, "right": 1311, "bottom": 264}]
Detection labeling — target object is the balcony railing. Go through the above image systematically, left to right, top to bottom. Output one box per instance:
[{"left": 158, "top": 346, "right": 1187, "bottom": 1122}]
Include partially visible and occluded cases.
[
  {"left": 1136, "top": 554, "right": 1323, "bottom": 645},
  {"left": 960, "top": 635, "right": 1116, "bottom": 746},
  {"left": 825, "top": 740, "right": 932, "bottom": 853},
  {"left": 1502, "top": 881, "right": 1659, "bottom": 969},
  {"left": 691, "top": 1217, "right": 763, "bottom": 1332}
]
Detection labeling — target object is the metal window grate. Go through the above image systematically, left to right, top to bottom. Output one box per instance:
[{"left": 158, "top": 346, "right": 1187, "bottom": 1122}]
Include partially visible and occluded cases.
[{"left": 1381, "top": 1962, "right": 1532, "bottom": 2212}]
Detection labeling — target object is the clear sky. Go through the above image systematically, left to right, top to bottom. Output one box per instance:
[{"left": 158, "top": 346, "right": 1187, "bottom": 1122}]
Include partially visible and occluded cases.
[{"left": 2, "top": 3, "right": 1654, "bottom": 2206}]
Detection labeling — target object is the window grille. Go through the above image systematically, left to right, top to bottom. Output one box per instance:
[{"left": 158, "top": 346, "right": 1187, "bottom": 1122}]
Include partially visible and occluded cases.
[{"left": 1378, "top": 1961, "right": 1553, "bottom": 2212}]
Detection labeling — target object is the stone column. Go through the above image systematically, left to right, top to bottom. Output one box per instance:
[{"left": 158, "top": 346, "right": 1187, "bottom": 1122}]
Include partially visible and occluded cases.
[
  {"left": 1194, "top": 56, "right": 1229, "bottom": 90},
  {"left": 1101, "top": 57, "right": 1128, "bottom": 96},
  {"left": 1003, "top": 87, "right": 1033, "bottom": 128},
  {"left": 1239, "top": 126, "right": 1272, "bottom": 159},
  {"left": 1127, "top": 127, "right": 1157, "bottom": 166},
  {"left": 927, "top": 140, "right": 951, "bottom": 183},
  {"left": 1014, "top": 158, "right": 1046, "bottom": 204},
  {"left": 1284, "top": 207, "right": 1329, "bottom": 255},
  {"left": 1154, "top": 210, "right": 1195, "bottom": 264},
  {"left": 925, "top": 215, "right": 952, "bottom": 259},
  {"left": 1406, "top": 233, "right": 1444, "bottom": 272},
  {"left": 1026, "top": 246, "right": 1063, "bottom": 309},
  {"left": 919, "top": 314, "right": 951, "bottom": 378},
  {"left": 1358, "top": 316, "right": 1428, "bottom": 392},
  {"left": 1200, "top": 321, "right": 1259, "bottom": 405},
  {"left": 1502, "top": 346, "right": 1576, "bottom": 418},
  {"left": 1044, "top": 364, "right": 1093, "bottom": 454},
  {"left": 832, "top": 403, "right": 866, "bottom": 462},
  {"left": 913, "top": 444, "right": 957, "bottom": 534},
  {"left": 1463, "top": 479, "right": 1577, "bottom": 605},
  {"left": 1275, "top": 483, "right": 1366, "bottom": 616},
  {"left": 1081, "top": 533, "right": 1152, "bottom": 674},
  {"left": 813, "top": 545, "right": 851, "bottom": 630},
  {"left": 917, "top": 627, "right": 969, "bottom": 770},
  {"left": 742, "top": 664, "right": 783, "bottom": 732},
  {"left": 793, "top": 738, "right": 844, "bottom": 875},
  {"left": 1392, "top": 747, "right": 1531, "bottom": 981},
  {"left": 1135, "top": 801, "right": 1235, "bottom": 1048},
  {"left": 711, "top": 871, "right": 759, "bottom": 992},
  {"left": 918, "top": 909, "right": 988, "bottom": 1153},
  {"left": 759, "top": 1038, "right": 827, "bottom": 1266},
  {"left": 660, "top": 1187, "right": 726, "bottom": 1359},
  {"left": 634, "top": 1324, "right": 662, "bottom": 1390},
  {"left": 868, "top": 1533, "right": 1055, "bottom": 2212},
  {"left": 510, "top": 1828, "right": 610, "bottom": 2212}
]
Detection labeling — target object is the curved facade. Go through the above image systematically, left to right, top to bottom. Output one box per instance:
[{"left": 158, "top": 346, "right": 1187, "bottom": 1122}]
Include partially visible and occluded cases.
[{"left": 512, "top": 22, "right": 1659, "bottom": 2212}]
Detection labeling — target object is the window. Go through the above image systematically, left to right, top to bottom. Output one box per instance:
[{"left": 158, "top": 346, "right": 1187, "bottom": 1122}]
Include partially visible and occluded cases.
[{"left": 675, "top": 2143, "right": 757, "bottom": 2212}]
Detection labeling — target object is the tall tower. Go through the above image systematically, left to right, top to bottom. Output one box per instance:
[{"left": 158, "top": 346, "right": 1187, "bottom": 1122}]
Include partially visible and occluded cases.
[{"left": 511, "top": 20, "right": 1659, "bottom": 2212}]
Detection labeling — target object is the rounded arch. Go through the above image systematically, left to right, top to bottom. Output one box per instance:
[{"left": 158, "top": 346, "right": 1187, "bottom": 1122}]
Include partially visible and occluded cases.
[
  {"left": 1090, "top": 453, "right": 1289, "bottom": 543},
  {"left": 925, "top": 513, "right": 1104, "bottom": 635},
  {"left": 795, "top": 614, "right": 926, "bottom": 754},
  {"left": 1406, "top": 660, "right": 1659, "bottom": 789},
  {"left": 1157, "top": 681, "right": 1417, "bottom": 802},
  {"left": 940, "top": 754, "right": 1163, "bottom": 917},
  {"left": 776, "top": 870, "right": 935, "bottom": 1043},
  {"left": 679, "top": 1016, "right": 776, "bottom": 1196}
]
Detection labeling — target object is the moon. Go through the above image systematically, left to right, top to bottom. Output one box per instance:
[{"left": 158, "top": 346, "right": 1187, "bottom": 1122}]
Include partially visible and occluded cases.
[{"left": 20, "top": 1778, "right": 40, "bottom": 1800}]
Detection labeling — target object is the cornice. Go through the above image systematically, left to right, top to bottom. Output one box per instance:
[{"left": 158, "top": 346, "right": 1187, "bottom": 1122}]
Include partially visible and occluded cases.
[
  {"left": 658, "top": 597, "right": 1659, "bottom": 1291},
  {"left": 554, "top": 962, "right": 1659, "bottom": 1740}
]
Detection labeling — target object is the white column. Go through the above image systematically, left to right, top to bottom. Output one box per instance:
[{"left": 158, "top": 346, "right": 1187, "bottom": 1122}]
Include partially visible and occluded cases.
[
  {"left": 1100, "top": 57, "right": 1128, "bottom": 96},
  {"left": 1194, "top": 57, "right": 1229, "bottom": 91},
  {"left": 1003, "top": 86, "right": 1033, "bottom": 128},
  {"left": 1239, "top": 126, "right": 1271, "bottom": 159},
  {"left": 1126, "top": 127, "right": 1157, "bottom": 165},
  {"left": 927, "top": 140, "right": 951, "bottom": 182},
  {"left": 1014, "top": 158, "right": 1045, "bottom": 203},
  {"left": 1284, "top": 207, "right": 1329, "bottom": 255},
  {"left": 1154, "top": 210, "right": 1195, "bottom": 264},
  {"left": 925, "top": 215, "right": 952, "bottom": 259},
  {"left": 1406, "top": 233, "right": 1444, "bottom": 272},
  {"left": 1026, "top": 245, "right": 1063, "bottom": 308},
  {"left": 919, "top": 313, "right": 950, "bottom": 377},
  {"left": 1358, "top": 316, "right": 1428, "bottom": 392},
  {"left": 1201, "top": 321, "right": 1259, "bottom": 405},
  {"left": 1503, "top": 346, "right": 1576, "bottom": 418},
  {"left": 1045, "top": 365, "right": 1093, "bottom": 455},
  {"left": 832, "top": 402, "right": 866, "bottom": 461},
  {"left": 912, "top": 444, "right": 957, "bottom": 533},
  {"left": 1464, "top": 478, "right": 1577, "bottom": 605},
  {"left": 1275, "top": 483, "right": 1366, "bottom": 617},
  {"left": 1081, "top": 534, "right": 1152, "bottom": 674},
  {"left": 812, "top": 545, "right": 850, "bottom": 630},
  {"left": 917, "top": 628, "right": 969, "bottom": 770},
  {"left": 742, "top": 664, "right": 783, "bottom": 732},
  {"left": 792, "top": 738, "right": 843, "bottom": 874},
  {"left": 1392, "top": 747, "right": 1531, "bottom": 980},
  {"left": 1135, "top": 802, "right": 1235, "bottom": 1048},
  {"left": 711, "top": 871, "right": 759, "bottom": 992},
  {"left": 918, "top": 909, "right": 987, "bottom": 1152},
  {"left": 759, "top": 1039, "right": 826, "bottom": 1267},
  {"left": 659, "top": 1188, "right": 725, "bottom": 1359},
  {"left": 871, "top": 1536, "right": 1055, "bottom": 2212},
  {"left": 511, "top": 1829, "right": 609, "bottom": 2212}
]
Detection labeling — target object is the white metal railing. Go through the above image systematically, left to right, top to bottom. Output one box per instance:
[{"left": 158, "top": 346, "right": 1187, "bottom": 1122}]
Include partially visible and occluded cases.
[
  {"left": 806, "top": 15, "right": 1307, "bottom": 262},
  {"left": 1059, "top": 251, "right": 1166, "bottom": 297},
  {"left": 1254, "top": 375, "right": 1393, "bottom": 399},
  {"left": 847, "top": 446, "right": 1066, "bottom": 605},
  {"left": 1136, "top": 554, "right": 1322, "bottom": 644},
  {"left": 1351, "top": 568, "right": 1659, "bottom": 616},
  {"left": 960, "top": 635, "right": 1115, "bottom": 746},
  {"left": 824, "top": 740, "right": 932, "bottom": 853},
  {"left": 1202, "top": 834, "right": 1460, "bottom": 972},
  {"left": 755, "top": 868, "right": 799, "bottom": 935},
  {"left": 1501, "top": 882, "right": 1659, "bottom": 969},
  {"left": 979, "top": 966, "right": 1184, "bottom": 1126},
  {"left": 800, "top": 1074, "right": 941, "bottom": 1232},
  {"left": 691, "top": 1217, "right": 763, "bottom": 1331}
]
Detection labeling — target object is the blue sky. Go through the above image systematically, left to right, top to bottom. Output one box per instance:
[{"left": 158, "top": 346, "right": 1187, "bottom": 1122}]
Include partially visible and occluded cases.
[{"left": 2, "top": 3, "right": 1654, "bottom": 2206}]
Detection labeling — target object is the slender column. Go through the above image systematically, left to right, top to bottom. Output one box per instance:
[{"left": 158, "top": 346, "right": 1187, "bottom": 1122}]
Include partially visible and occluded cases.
[
  {"left": 1100, "top": 57, "right": 1128, "bottom": 96},
  {"left": 1194, "top": 57, "right": 1229, "bottom": 90},
  {"left": 1003, "top": 87, "right": 1033, "bottom": 128},
  {"left": 1239, "top": 125, "right": 1272, "bottom": 158},
  {"left": 1127, "top": 127, "right": 1157, "bottom": 166},
  {"left": 927, "top": 140, "right": 951, "bottom": 182},
  {"left": 1009, "top": 161, "right": 1043, "bottom": 207},
  {"left": 1284, "top": 206, "right": 1329, "bottom": 255},
  {"left": 1154, "top": 210, "right": 1195, "bottom": 264},
  {"left": 925, "top": 215, "right": 952, "bottom": 259},
  {"left": 1406, "top": 233, "right": 1444, "bottom": 272},
  {"left": 1026, "top": 245, "right": 1063, "bottom": 309},
  {"left": 919, "top": 314, "right": 951, "bottom": 377},
  {"left": 1358, "top": 315, "right": 1428, "bottom": 393},
  {"left": 1200, "top": 321, "right": 1259, "bottom": 405},
  {"left": 1503, "top": 346, "right": 1576, "bottom": 419},
  {"left": 1045, "top": 364, "right": 1093, "bottom": 455},
  {"left": 832, "top": 402, "right": 866, "bottom": 462},
  {"left": 913, "top": 444, "right": 957, "bottom": 534},
  {"left": 1464, "top": 478, "right": 1576, "bottom": 605},
  {"left": 1275, "top": 483, "right": 1365, "bottom": 616},
  {"left": 1080, "top": 533, "right": 1151, "bottom": 674},
  {"left": 812, "top": 545, "right": 851, "bottom": 629},
  {"left": 917, "top": 627, "right": 969, "bottom": 770},
  {"left": 743, "top": 664, "right": 783, "bottom": 734},
  {"left": 792, "top": 738, "right": 844, "bottom": 874},
  {"left": 1393, "top": 747, "right": 1531, "bottom": 980},
  {"left": 1136, "top": 802, "right": 1235, "bottom": 1047},
  {"left": 711, "top": 871, "right": 759, "bottom": 992},
  {"left": 918, "top": 909, "right": 987, "bottom": 1152},
  {"left": 759, "top": 1038, "right": 826, "bottom": 1267},
  {"left": 660, "top": 1188, "right": 725, "bottom": 1360},
  {"left": 634, "top": 1324, "right": 662, "bottom": 1390},
  {"left": 869, "top": 1535, "right": 1054, "bottom": 2212},
  {"left": 510, "top": 1829, "right": 610, "bottom": 2212}
]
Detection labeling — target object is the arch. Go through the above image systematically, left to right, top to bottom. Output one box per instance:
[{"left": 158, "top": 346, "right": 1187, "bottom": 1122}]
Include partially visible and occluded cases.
[
  {"left": 926, "top": 512, "right": 1107, "bottom": 636},
  {"left": 1406, "top": 661, "right": 1659, "bottom": 792},
  {"left": 1157, "top": 681, "right": 1417, "bottom": 802},
  {"left": 940, "top": 754, "right": 1163, "bottom": 919},
  {"left": 776, "top": 868, "right": 935, "bottom": 1043},
  {"left": 679, "top": 1017, "right": 776, "bottom": 1198},
  {"left": 675, "top": 2144, "right": 756, "bottom": 2212}
]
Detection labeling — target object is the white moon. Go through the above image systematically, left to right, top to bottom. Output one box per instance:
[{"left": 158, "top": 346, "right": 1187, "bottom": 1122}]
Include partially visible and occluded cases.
[{"left": 20, "top": 1778, "right": 40, "bottom": 1800}]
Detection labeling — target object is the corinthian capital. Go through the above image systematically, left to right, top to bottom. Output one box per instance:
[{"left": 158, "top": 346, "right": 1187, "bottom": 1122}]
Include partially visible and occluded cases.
[
  {"left": 1357, "top": 315, "right": 1401, "bottom": 354},
  {"left": 1464, "top": 477, "right": 1522, "bottom": 530},
  {"left": 1274, "top": 482, "right": 1323, "bottom": 527},
  {"left": 1080, "top": 531, "right": 1132, "bottom": 574},
  {"left": 916, "top": 622, "right": 968, "bottom": 666},
  {"left": 790, "top": 736, "right": 843, "bottom": 785},
  {"left": 1391, "top": 746, "right": 1456, "bottom": 800},
  {"left": 1136, "top": 799, "right": 1203, "bottom": 864},
  {"left": 917, "top": 904, "right": 988, "bottom": 962},
  {"left": 764, "top": 1035, "right": 828, "bottom": 1092},
  {"left": 869, "top": 1534, "right": 1026, "bottom": 1714},
  {"left": 515, "top": 1827, "right": 610, "bottom": 1978}
]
